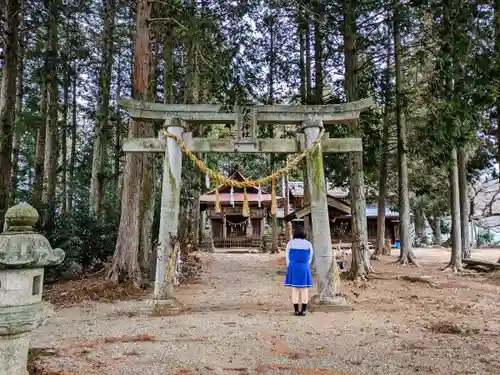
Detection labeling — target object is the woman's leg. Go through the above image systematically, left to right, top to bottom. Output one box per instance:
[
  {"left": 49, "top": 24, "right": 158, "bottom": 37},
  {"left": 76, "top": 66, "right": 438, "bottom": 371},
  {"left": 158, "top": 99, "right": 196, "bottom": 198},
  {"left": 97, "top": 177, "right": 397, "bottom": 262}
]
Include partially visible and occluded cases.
[
  {"left": 292, "top": 288, "right": 300, "bottom": 314},
  {"left": 299, "top": 288, "right": 309, "bottom": 315},
  {"left": 300, "top": 288, "right": 309, "bottom": 304}
]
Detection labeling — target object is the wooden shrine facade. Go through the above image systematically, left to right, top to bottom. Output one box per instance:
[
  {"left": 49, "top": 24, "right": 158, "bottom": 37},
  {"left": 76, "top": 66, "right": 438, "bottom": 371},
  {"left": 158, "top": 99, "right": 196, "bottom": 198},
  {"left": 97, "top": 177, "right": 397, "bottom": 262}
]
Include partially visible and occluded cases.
[
  {"left": 199, "top": 170, "right": 276, "bottom": 248},
  {"left": 284, "top": 190, "right": 400, "bottom": 245}
]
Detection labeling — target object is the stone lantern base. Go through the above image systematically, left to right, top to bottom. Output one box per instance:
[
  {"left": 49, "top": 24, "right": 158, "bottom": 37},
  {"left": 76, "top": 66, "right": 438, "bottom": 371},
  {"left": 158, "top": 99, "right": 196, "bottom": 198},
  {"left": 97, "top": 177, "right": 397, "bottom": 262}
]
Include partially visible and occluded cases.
[
  {"left": 0, "top": 203, "right": 65, "bottom": 375},
  {"left": 0, "top": 301, "right": 48, "bottom": 375},
  {"left": 0, "top": 333, "right": 30, "bottom": 375}
]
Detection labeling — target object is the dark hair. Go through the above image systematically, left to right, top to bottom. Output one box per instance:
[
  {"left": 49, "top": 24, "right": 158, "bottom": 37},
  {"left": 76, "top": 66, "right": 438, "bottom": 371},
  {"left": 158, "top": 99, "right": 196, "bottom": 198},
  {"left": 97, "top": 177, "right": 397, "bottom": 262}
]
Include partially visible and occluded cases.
[{"left": 293, "top": 226, "right": 307, "bottom": 240}]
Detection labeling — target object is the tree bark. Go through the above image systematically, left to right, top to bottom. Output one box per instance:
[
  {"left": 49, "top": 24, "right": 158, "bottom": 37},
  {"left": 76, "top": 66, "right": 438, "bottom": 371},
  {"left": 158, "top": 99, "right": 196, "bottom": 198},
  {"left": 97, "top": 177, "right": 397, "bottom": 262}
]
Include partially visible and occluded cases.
[
  {"left": 0, "top": 0, "right": 20, "bottom": 228},
  {"left": 11, "top": 0, "right": 24, "bottom": 203},
  {"left": 42, "top": 0, "right": 60, "bottom": 234},
  {"left": 90, "top": 0, "right": 116, "bottom": 219},
  {"left": 108, "top": 0, "right": 152, "bottom": 286},
  {"left": 313, "top": 0, "right": 323, "bottom": 105},
  {"left": 343, "top": 0, "right": 372, "bottom": 279},
  {"left": 495, "top": 0, "right": 500, "bottom": 185},
  {"left": 393, "top": 1, "right": 416, "bottom": 265},
  {"left": 267, "top": 10, "right": 279, "bottom": 253},
  {"left": 298, "top": 16, "right": 307, "bottom": 105},
  {"left": 302, "top": 16, "right": 312, "bottom": 239},
  {"left": 305, "top": 16, "right": 312, "bottom": 102},
  {"left": 163, "top": 20, "right": 174, "bottom": 105},
  {"left": 373, "top": 22, "right": 392, "bottom": 260},
  {"left": 138, "top": 35, "right": 159, "bottom": 276},
  {"left": 114, "top": 48, "right": 123, "bottom": 196},
  {"left": 60, "top": 61, "right": 70, "bottom": 216},
  {"left": 66, "top": 62, "right": 78, "bottom": 214},
  {"left": 33, "top": 83, "right": 47, "bottom": 213},
  {"left": 448, "top": 148, "right": 463, "bottom": 271},
  {"left": 458, "top": 148, "right": 470, "bottom": 259},
  {"left": 414, "top": 206, "right": 425, "bottom": 242},
  {"left": 434, "top": 216, "right": 442, "bottom": 244}
]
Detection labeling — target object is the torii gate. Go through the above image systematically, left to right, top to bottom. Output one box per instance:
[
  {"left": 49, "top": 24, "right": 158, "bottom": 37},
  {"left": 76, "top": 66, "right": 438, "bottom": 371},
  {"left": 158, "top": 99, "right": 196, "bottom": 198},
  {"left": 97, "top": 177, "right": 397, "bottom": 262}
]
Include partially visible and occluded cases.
[{"left": 119, "top": 98, "right": 373, "bottom": 310}]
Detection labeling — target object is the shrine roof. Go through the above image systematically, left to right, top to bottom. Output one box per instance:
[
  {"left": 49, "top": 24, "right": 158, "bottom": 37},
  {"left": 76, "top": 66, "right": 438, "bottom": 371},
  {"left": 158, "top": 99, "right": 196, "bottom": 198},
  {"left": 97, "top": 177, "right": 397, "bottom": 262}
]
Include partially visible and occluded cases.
[{"left": 288, "top": 181, "right": 349, "bottom": 200}]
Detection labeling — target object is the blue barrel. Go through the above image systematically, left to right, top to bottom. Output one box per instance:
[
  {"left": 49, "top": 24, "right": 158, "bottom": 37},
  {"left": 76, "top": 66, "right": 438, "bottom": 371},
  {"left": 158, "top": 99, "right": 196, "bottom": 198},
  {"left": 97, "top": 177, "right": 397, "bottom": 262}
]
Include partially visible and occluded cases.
[{"left": 395, "top": 241, "right": 401, "bottom": 249}]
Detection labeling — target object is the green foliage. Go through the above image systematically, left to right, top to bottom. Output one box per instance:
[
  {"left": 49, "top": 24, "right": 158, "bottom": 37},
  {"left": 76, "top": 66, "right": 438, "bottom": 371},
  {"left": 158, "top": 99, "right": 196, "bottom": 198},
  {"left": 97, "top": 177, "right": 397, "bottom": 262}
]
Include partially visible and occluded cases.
[
  {"left": 45, "top": 210, "right": 118, "bottom": 281},
  {"left": 440, "top": 219, "right": 450, "bottom": 235},
  {"left": 477, "top": 231, "right": 496, "bottom": 246}
]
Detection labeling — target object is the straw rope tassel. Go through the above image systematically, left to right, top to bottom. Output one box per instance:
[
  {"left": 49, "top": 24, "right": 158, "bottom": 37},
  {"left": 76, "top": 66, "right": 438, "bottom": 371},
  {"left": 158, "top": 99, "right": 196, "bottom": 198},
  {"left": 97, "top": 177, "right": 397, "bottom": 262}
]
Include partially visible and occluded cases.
[
  {"left": 271, "top": 178, "right": 277, "bottom": 216},
  {"left": 215, "top": 179, "right": 222, "bottom": 213},
  {"left": 242, "top": 188, "right": 250, "bottom": 217}
]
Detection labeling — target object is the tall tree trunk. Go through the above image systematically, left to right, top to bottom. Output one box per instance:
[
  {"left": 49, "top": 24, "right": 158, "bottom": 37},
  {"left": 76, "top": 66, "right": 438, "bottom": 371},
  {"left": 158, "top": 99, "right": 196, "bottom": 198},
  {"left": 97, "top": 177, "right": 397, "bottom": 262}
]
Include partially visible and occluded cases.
[
  {"left": 0, "top": 0, "right": 20, "bottom": 228},
  {"left": 11, "top": 0, "right": 24, "bottom": 203},
  {"left": 42, "top": 0, "right": 60, "bottom": 233},
  {"left": 90, "top": 0, "right": 116, "bottom": 219},
  {"left": 108, "top": 0, "right": 152, "bottom": 286},
  {"left": 343, "top": 0, "right": 371, "bottom": 279},
  {"left": 442, "top": 0, "right": 462, "bottom": 271},
  {"left": 495, "top": 0, "right": 500, "bottom": 185},
  {"left": 313, "top": 1, "right": 323, "bottom": 104},
  {"left": 393, "top": 2, "right": 416, "bottom": 265},
  {"left": 266, "top": 10, "right": 279, "bottom": 253},
  {"left": 297, "top": 14, "right": 310, "bottom": 241},
  {"left": 302, "top": 15, "right": 313, "bottom": 238},
  {"left": 298, "top": 17, "right": 307, "bottom": 105},
  {"left": 305, "top": 17, "right": 312, "bottom": 103},
  {"left": 149, "top": 19, "right": 174, "bottom": 279},
  {"left": 163, "top": 20, "right": 174, "bottom": 105},
  {"left": 373, "top": 22, "right": 392, "bottom": 260},
  {"left": 138, "top": 35, "right": 159, "bottom": 276},
  {"left": 148, "top": 39, "right": 159, "bottom": 100},
  {"left": 114, "top": 49, "right": 123, "bottom": 196},
  {"left": 60, "top": 61, "right": 70, "bottom": 216},
  {"left": 66, "top": 62, "right": 78, "bottom": 214},
  {"left": 33, "top": 83, "right": 47, "bottom": 213},
  {"left": 448, "top": 148, "right": 462, "bottom": 270},
  {"left": 458, "top": 148, "right": 470, "bottom": 259},
  {"left": 414, "top": 206, "right": 425, "bottom": 243},
  {"left": 428, "top": 213, "right": 442, "bottom": 245},
  {"left": 434, "top": 215, "right": 442, "bottom": 244},
  {"left": 471, "top": 219, "right": 477, "bottom": 249}
]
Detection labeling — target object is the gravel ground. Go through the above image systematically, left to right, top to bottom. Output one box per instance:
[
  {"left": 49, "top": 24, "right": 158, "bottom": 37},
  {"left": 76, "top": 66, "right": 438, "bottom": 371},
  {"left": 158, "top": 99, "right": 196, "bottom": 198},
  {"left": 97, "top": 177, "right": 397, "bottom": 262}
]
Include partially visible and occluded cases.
[{"left": 31, "top": 248, "right": 500, "bottom": 375}]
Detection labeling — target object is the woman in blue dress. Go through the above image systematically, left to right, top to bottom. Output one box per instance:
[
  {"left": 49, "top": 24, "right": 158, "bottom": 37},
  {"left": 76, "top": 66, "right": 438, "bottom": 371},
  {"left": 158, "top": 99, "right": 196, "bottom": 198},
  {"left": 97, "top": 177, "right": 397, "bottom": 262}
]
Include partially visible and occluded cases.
[{"left": 284, "top": 226, "right": 314, "bottom": 316}]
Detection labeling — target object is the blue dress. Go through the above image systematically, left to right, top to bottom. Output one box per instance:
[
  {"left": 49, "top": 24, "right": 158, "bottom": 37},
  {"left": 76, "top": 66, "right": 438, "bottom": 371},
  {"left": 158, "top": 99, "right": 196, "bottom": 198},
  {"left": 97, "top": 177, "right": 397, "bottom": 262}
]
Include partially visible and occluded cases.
[{"left": 284, "top": 238, "right": 314, "bottom": 288}]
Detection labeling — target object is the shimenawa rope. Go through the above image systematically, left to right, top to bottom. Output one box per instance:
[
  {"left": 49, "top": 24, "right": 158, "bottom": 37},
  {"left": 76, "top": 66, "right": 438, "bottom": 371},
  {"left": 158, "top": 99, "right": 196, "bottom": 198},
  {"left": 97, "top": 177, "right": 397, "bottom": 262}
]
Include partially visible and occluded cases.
[{"left": 161, "top": 127, "right": 326, "bottom": 215}]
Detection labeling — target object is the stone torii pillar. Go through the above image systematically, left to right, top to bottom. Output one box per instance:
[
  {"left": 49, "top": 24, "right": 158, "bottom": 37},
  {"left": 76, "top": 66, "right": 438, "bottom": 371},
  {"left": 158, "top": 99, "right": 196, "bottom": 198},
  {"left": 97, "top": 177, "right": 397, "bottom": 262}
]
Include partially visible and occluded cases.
[
  {"left": 153, "top": 118, "right": 184, "bottom": 310},
  {"left": 304, "top": 120, "right": 346, "bottom": 308}
]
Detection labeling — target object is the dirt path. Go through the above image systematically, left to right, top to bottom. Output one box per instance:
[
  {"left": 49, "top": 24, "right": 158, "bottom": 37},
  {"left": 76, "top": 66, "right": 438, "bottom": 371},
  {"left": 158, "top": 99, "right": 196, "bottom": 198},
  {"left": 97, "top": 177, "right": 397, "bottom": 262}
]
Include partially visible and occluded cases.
[{"left": 31, "top": 250, "right": 500, "bottom": 375}]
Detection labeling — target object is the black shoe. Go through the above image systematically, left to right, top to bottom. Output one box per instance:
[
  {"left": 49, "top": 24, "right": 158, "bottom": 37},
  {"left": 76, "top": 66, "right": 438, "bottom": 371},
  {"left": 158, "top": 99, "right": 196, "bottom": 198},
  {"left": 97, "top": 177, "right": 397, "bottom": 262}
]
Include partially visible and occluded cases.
[
  {"left": 293, "top": 303, "right": 299, "bottom": 316},
  {"left": 300, "top": 303, "right": 307, "bottom": 316}
]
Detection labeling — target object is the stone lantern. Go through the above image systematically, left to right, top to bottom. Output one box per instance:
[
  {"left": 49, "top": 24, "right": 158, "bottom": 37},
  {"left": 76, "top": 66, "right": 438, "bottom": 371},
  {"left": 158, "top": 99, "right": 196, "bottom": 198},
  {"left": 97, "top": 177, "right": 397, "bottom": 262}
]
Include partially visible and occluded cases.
[{"left": 0, "top": 203, "right": 65, "bottom": 375}]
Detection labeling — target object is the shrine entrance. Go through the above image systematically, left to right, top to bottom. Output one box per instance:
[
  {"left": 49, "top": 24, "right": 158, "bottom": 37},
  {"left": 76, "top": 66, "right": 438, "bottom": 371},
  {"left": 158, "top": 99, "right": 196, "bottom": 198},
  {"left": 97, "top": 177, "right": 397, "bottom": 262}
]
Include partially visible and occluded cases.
[
  {"left": 119, "top": 98, "right": 373, "bottom": 308},
  {"left": 200, "top": 169, "right": 269, "bottom": 249}
]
